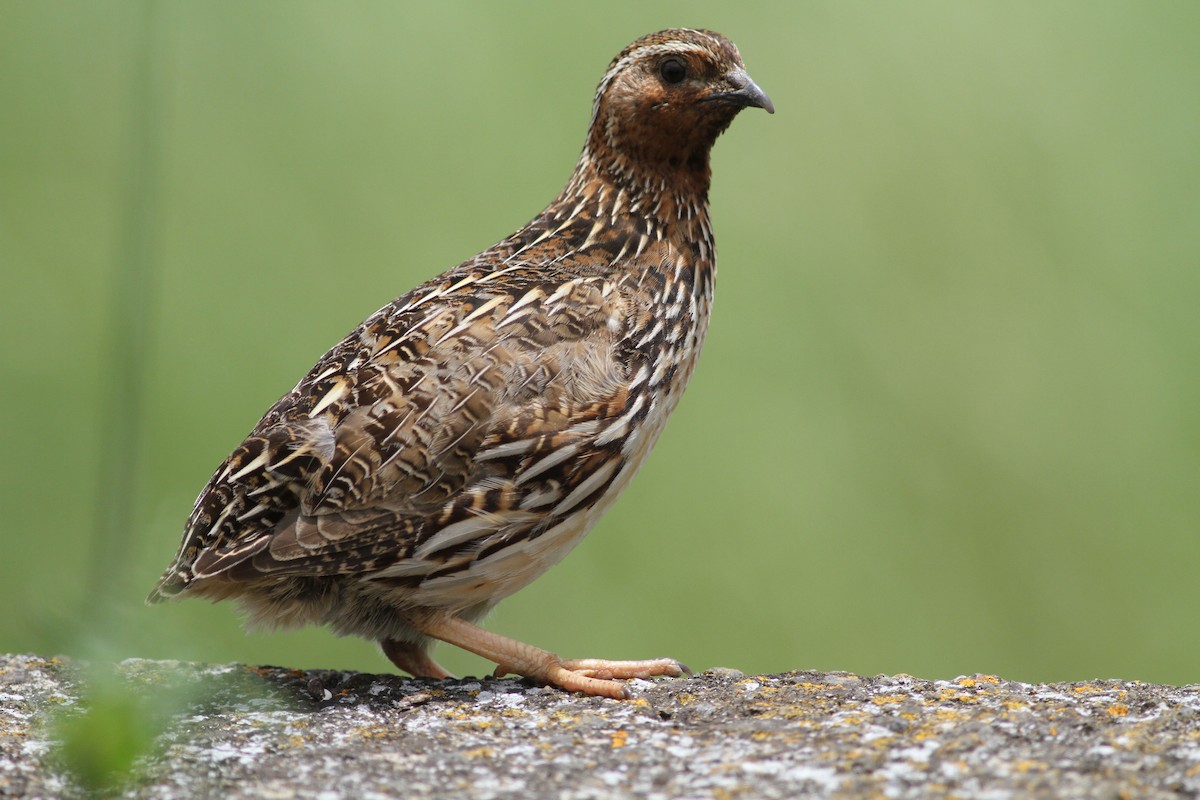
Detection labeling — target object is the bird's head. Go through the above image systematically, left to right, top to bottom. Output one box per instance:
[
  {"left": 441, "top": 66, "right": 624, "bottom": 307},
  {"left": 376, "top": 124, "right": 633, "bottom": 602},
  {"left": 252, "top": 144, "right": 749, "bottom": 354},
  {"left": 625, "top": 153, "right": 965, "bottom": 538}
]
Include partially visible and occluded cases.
[{"left": 584, "top": 29, "right": 773, "bottom": 187}]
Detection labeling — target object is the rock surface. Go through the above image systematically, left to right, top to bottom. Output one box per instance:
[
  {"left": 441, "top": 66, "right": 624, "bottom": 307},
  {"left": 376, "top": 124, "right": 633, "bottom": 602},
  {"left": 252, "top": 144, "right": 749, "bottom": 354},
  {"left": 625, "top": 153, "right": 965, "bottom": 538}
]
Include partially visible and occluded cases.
[{"left": 2, "top": 653, "right": 1199, "bottom": 798}]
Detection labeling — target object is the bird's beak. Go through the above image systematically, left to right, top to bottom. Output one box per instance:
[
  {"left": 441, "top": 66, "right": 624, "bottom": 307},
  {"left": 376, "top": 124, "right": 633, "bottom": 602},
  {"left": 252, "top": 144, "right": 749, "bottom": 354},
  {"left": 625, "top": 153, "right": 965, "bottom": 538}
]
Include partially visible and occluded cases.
[{"left": 720, "top": 68, "right": 775, "bottom": 114}]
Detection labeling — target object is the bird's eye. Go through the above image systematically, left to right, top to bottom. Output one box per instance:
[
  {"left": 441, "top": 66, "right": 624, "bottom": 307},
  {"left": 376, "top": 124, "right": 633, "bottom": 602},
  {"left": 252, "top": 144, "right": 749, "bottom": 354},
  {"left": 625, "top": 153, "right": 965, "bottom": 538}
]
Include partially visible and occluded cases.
[{"left": 659, "top": 57, "right": 687, "bottom": 85}]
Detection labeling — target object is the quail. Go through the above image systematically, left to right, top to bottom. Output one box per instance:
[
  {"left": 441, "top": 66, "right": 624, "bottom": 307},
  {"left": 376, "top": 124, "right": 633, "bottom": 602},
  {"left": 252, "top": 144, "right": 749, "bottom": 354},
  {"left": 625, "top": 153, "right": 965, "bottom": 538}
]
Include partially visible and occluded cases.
[{"left": 149, "top": 28, "right": 773, "bottom": 699}]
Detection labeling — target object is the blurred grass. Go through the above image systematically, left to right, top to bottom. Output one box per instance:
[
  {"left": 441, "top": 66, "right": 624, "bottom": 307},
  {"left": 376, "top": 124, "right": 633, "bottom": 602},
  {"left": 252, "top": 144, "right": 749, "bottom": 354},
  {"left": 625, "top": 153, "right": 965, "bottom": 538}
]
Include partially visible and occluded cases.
[
  {"left": 1, "top": 1, "right": 1197, "bottom": 686},
  {"left": 51, "top": 657, "right": 295, "bottom": 795},
  {"left": 51, "top": 665, "right": 177, "bottom": 796}
]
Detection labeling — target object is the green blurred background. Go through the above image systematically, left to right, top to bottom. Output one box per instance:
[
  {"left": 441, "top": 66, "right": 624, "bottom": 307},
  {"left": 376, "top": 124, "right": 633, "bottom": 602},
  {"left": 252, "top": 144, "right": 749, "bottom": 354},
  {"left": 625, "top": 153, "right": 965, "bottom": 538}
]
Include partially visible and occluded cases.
[{"left": 3, "top": 1, "right": 1197, "bottom": 686}]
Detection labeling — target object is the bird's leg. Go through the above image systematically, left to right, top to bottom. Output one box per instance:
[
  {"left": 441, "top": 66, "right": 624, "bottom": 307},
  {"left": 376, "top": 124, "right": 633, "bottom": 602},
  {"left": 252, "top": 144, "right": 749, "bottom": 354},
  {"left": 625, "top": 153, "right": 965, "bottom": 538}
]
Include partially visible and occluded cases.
[
  {"left": 405, "top": 612, "right": 687, "bottom": 700},
  {"left": 381, "top": 637, "right": 454, "bottom": 680}
]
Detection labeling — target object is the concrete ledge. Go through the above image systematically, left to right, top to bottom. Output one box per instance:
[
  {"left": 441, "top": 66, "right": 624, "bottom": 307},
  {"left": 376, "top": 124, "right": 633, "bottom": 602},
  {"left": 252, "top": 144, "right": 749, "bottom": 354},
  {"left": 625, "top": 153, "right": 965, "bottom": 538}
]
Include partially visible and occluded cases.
[{"left": 2, "top": 654, "right": 1198, "bottom": 798}]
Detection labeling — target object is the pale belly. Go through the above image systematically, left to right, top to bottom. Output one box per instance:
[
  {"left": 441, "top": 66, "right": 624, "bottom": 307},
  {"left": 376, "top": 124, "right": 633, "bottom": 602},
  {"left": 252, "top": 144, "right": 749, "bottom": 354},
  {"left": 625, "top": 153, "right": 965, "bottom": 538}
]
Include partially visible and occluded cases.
[{"left": 408, "top": 381, "right": 685, "bottom": 612}]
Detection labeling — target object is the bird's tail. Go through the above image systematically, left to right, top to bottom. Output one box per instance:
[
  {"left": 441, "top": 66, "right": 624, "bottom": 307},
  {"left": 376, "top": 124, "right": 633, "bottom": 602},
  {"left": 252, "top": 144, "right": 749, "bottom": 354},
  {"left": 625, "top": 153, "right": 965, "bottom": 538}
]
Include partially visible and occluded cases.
[{"left": 145, "top": 570, "right": 188, "bottom": 605}]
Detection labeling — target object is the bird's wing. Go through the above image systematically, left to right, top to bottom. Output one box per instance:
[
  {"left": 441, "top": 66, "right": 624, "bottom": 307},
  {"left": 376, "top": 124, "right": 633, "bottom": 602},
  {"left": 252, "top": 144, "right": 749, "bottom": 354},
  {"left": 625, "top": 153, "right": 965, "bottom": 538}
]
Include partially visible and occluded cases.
[{"left": 155, "top": 269, "right": 643, "bottom": 592}]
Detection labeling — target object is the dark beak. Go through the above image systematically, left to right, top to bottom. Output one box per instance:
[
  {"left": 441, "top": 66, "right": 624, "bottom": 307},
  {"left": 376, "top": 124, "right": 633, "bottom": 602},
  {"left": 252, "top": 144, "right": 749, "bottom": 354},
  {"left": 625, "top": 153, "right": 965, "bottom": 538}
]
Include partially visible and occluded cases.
[{"left": 719, "top": 67, "right": 775, "bottom": 114}]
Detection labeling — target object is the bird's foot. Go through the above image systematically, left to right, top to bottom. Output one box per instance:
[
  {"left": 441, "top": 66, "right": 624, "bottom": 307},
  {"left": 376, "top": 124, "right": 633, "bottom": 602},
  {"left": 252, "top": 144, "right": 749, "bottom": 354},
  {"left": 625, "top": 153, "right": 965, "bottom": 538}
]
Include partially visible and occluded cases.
[
  {"left": 406, "top": 611, "right": 687, "bottom": 700},
  {"left": 494, "top": 656, "right": 690, "bottom": 699},
  {"left": 558, "top": 657, "right": 690, "bottom": 681}
]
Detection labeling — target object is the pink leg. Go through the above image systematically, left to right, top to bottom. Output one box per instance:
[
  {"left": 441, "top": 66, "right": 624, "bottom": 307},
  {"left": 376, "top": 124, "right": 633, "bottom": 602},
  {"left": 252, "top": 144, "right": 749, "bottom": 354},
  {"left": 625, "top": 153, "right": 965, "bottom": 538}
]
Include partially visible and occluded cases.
[{"left": 381, "top": 637, "right": 454, "bottom": 679}]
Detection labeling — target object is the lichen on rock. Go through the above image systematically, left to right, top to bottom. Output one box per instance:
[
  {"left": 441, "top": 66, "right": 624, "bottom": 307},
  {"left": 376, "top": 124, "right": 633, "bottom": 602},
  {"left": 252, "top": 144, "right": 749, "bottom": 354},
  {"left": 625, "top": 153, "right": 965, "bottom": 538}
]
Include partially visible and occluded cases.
[{"left": 2, "top": 654, "right": 1198, "bottom": 798}]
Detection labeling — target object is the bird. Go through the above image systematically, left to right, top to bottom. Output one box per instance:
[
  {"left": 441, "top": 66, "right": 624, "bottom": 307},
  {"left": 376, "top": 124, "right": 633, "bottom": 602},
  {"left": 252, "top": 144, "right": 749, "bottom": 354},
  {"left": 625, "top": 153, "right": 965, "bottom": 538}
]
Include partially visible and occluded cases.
[{"left": 148, "top": 28, "right": 773, "bottom": 700}]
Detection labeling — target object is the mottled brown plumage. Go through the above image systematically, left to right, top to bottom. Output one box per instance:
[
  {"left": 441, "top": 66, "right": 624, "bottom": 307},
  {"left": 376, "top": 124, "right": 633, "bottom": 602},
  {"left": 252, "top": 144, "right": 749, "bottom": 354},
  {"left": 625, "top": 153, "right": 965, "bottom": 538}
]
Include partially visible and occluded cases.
[{"left": 149, "top": 28, "right": 772, "bottom": 699}]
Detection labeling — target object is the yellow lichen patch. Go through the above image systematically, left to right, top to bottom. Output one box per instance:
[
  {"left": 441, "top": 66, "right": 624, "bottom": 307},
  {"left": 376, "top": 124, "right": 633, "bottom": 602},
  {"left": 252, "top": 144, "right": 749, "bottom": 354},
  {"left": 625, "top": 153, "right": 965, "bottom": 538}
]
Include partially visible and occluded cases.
[
  {"left": 956, "top": 675, "right": 999, "bottom": 688},
  {"left": 741, "top": 683, "right": 780, "bottom": 700},
  {"left": 1073, "top": 685, "right": 1105, "bottom": 694},
  {"left": 935, "top": 688, "right": 977, "bottom": 704},
  {"left": 677, "top": 693, "right": 697, "bottom": 706},
  {"left": 871, "top": 695, "right": 907, "bottom": 706},
  {"left": 750, "top": 703, "right": 819, "bottom": 723},
  {"left": 1107, "top": 704, "right": 1130, "bottom": 717},
  {"left": 493, "top": 707, "right": 530, "bottom": 721},
  {"left": 932, "top": 708, "right": 969, "bottom": 724},
  {"left": 831, "top": 712, "right": 867, "bottom": 727},
  {"left": 352, "top": 724, "right": 397, "bottom": 741},
  {"left": 743, "top": 729, "right": 808, "bottom": 747},
  {"left": 611, "top": 730, "right": 628, "bottom": 748},
  {"left": 463, "top": 747, "right": 495, "bottom": 759},
  {"left": 1013, "top": 760, "right": 1044, "bottom": 773}
]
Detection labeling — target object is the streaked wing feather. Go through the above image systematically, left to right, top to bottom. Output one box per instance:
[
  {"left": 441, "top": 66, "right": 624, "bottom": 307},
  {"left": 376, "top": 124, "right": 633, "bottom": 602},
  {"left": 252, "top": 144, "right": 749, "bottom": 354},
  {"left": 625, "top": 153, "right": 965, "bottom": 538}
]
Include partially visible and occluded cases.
[{"left": 165, "top": 273, "right": 635, "bottom": 586}]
